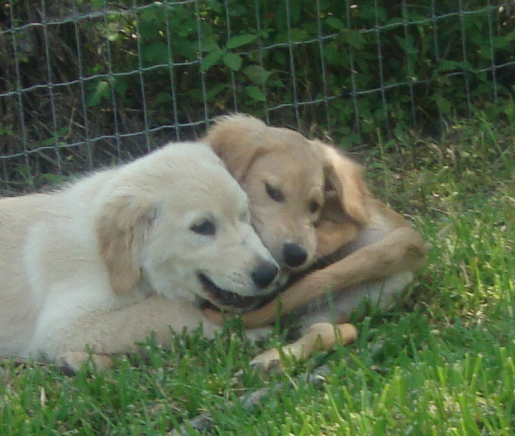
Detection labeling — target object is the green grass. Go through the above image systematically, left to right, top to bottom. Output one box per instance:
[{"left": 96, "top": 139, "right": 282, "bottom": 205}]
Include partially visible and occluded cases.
[{"left": 1, "top": 110, "right": 514, "bottom": 435}]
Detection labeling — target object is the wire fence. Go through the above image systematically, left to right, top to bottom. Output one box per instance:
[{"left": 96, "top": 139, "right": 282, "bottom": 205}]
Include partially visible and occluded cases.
[{"left": 1, "top": 0, "right": 514, "bottom": 192}]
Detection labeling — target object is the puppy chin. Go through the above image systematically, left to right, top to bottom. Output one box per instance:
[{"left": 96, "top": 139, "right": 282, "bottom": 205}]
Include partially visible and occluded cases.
[{"left": 199, "top": 295, "right": 262, "bottom": 313}]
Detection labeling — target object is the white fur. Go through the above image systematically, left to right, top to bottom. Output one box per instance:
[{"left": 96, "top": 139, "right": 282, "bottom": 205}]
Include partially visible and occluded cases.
[{"left": 0, "top": 142, "right": 276, "bottom": 366}]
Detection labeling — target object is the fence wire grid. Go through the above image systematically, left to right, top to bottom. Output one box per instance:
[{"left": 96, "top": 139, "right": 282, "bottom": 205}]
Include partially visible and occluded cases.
[{"left": 1, "top": 0, "right": 514, "bottom": 192}]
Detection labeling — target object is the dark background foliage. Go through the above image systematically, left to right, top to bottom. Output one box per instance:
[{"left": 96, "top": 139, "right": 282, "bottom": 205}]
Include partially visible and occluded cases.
[{"left": 1, "top": 0, "right": 514, "bottom": 191}]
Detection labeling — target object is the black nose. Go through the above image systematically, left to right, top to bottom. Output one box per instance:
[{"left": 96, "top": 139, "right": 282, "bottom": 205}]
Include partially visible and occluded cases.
[
  {"left": 283, "top": 243, "right": 308, "bottom": 268},
  {"left": 252, "top": 261, "right": 280, "bottom": 289}
]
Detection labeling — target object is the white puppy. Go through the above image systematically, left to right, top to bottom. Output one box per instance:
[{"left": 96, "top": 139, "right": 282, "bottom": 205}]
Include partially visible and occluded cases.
[{"left": 0, "top": 142, "right": 279, "bottom": 370}]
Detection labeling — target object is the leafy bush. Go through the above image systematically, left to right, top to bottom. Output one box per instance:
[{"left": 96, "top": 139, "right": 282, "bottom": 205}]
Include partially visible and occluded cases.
[
  {"left": 0, "top": 0, "right": 514, "bottom": 190},
  {"left": 83, "top": 0, "right": 515, "bottom": 137}
]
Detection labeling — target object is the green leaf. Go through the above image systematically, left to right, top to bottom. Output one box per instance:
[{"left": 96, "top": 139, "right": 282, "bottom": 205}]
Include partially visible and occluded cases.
[
  {"left": 91, "top": 0, "right": 104, "bottom": 10},
  {"left": 207, "top": 0, "right": 222, "bottom": 13},
  {"left": 326, "top": 17, "right": 345, "bottom": 30},
  {"left": 289, "top": 28, "right": 309, "bottom": 42},
  {"left": 344, "top": 29, "right": 366, "bottom": 49},
  {"left": 505, "top": 30, "right": 515, "bottom": 42},
  {"left": 226, "top": 34, "right": 257, "bottom": 49},
  {"left": 200, "top": 36, "right": 220, "bottom": 52},
  {"left": 395, "top": 36, "right": 418, "bottom": 56},
  {"left": 174, "top": 40, "right": 197, "bottom": 59},
  {"left": 143, "top": 42, "right": 169, "bottom": 64},
  {"left": 201, "top": 49, "right": 223, "bottom": 71},
  {"left": 223, "top": 53, "right": 243, "bottom": 71},
  {"left": 438, "top": 60, "right": 460, "bottom": 71},
  {"left": 243, "top": 65, "right": 271, "bottom": 85},
  {"left": 112, "top": 77, "right": 127, "bottom": 97},
  {"left": 86, "top": 80, "right": 110, "bottom": 107},
  {"left": 207, "top": 83, "right": 228, "bottom": 100},
  {"left": 246, "top": 85, "right": 266, "bottom": 101},
  {"left": 151, "top": 92, "right": 173, "bottom": 109},
  {"left": 436, "top": 96, "right": 452, "bottom": 114}
]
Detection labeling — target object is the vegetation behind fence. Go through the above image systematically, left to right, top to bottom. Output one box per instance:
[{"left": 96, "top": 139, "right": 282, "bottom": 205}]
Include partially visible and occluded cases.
[{"left": 1, "top": 0, "right": 514, "bottom": 191}]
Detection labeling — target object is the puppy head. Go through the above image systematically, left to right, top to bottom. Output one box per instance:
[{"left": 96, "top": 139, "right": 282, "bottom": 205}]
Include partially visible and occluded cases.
[
  {"left": 204, "top": 114, "right": 327, "bottom": 274},
  {"left": 315, "top": 141, "right": 372, "bottom": 257},
  {"left": 96, "top": 142, "right": 279, "bottom": 311}
]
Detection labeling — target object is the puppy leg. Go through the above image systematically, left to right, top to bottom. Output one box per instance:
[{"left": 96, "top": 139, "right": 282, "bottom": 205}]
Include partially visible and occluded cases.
[
  {"left": 296, "top": 271, "right": 415, "bottom": 327},
  {"left": 249, "top": 273, "right": 412, "bottom": 372},
  {"left": 31, "top": 296, "right": 223, "bottom": 371},
  {"left": 251, "top": 323, "right": 357, "bottom": 371},
  {"left": 60, "top": 352, "right": 115, "bottom": 373}
]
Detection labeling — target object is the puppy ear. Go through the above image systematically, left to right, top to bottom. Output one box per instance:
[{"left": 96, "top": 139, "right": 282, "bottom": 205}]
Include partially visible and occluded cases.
[
  {"left": 203, "top": 114, "right": 270, "bottom": 181},
  {"left": 313, "top": 141, "right": 371, "bottom": 256},
  {"left": 319, "top": 141, "right": 371, "bottom": 225},
  {"left": 95, "top": 195, "right": 154, "bottom": 295},
  {"left": 315, "top": 196, "right": 361, "bottom": 257}
]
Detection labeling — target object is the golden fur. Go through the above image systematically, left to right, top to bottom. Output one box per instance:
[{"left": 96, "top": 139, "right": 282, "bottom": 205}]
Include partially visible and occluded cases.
[
  {"left": 203, "top": 115, "right": 342, "bottom": 278},
  {"left": 204, "top": 116, "right": 427, "bottom": 369}
]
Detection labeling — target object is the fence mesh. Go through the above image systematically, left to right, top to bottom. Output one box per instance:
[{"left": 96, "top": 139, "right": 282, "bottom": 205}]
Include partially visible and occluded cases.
[{"left": 1, "top": 0, "right": 514, "bottom": 192}]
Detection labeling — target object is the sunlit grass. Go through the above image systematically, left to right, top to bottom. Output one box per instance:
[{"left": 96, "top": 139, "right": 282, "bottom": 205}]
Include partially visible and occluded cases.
[{"left": 1, "top": 112, "right": 514, "bottom": 435}]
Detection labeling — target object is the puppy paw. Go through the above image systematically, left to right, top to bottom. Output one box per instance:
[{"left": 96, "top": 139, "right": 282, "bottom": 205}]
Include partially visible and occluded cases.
[
  {"left": 249, "top": 347, "right": 283, "bottom": 372},
  {"left": 60, "top": 351, "right": 114, "bottom": 374}
]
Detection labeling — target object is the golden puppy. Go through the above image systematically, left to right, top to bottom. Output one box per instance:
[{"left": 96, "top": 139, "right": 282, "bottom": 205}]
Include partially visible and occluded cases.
[
  {"left": 204, "top": 114, "right": 324, "bottom": 273},
  {"left": 203, "top": 115, "right": 358, "bottom": 281},
  {"left": 205, "top": 127, "right": 427, "bottom": 370},
  {"left": 0, "top": 142, "right": 279, "bottom": 371}
]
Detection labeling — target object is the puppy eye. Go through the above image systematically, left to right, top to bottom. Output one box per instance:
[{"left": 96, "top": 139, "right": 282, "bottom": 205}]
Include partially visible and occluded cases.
[
  {"left": 265, "top": 183, "right": 285, "bottom": 203},
  {"left": 309, "top": 201, "right": 321, "bottom": 214},
  {"left": 190, "top": 220, "right": 216, "bottom": 236}
]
